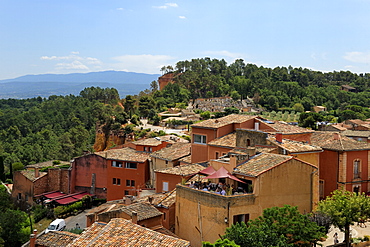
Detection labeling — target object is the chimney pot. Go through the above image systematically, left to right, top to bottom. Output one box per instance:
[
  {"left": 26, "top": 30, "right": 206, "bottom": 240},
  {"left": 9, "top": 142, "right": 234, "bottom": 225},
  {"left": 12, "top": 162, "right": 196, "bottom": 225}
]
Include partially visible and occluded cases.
[
  {"left": 276, "top": 133, "right": 283, "bottom": 143},
  {"left": 34, "top": 168, "right": 40, "bottom": 178},
  {"left": 132, "top": 211, "right": 138, "bottom": 224},
  {"left": 29, "top": 233, "right": 36, "bottom": 247}
]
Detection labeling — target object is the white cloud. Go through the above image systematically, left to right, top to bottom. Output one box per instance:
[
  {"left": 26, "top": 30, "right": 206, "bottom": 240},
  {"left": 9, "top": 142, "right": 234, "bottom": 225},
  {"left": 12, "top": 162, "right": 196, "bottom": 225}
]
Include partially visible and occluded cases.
[
  {"left": 153, "top": 3, "right": 178, "bottom": 9},
  {"left": 117, "top": 8, "right": 124, "bottom": 11},
  {"left": 179, "top": 16, "right": 186, "bottom": 19},
  {"left": 202, "top": 50, "right": 244, "bottom": 61},
  {"left": 343, "top": 51, "right": 370, "bottom": 63},
  {"left": 40, "top": 52, "right": 102, "bottom": 72},
  {"left": 111, "top": 54, "right": 174, "bottom": 74},
  {"left": 56, "top": 61, "right": 89, "bottom": 70}
]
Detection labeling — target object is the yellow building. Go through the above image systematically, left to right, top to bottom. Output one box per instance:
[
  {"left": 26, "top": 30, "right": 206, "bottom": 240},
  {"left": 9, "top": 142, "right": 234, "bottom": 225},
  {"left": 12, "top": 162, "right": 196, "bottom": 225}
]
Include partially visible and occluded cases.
[{"left": 175, "top": 153, "right": 319, "bottom": 247}]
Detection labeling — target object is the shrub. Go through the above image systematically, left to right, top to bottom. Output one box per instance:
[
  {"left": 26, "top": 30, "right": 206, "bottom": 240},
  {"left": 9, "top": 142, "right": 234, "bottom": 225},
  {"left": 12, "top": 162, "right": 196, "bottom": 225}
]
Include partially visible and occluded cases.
[{"left": 32, "top": 205, "right": 50, "bottom": 222}]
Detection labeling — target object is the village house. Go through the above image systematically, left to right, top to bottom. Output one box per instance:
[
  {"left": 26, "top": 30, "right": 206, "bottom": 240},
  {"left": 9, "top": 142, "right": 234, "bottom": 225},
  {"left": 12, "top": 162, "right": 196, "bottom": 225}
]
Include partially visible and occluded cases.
[
  {"left": 191, "top": 114, "right": 314, "bottom": 164},
  {"left": 311, "top": 132, "right": 370, "bottom": 199},
  {"left": 150, "top": 143, "right": 191, "bottom": 187},
  {"left": 95, "top": 147, "right": 151, "bottom": 201},
  {"left": 70, "top": 153, "right": 107, "bottom": 199},
  {"left": 175, "top": 153, "right": 318, "bottom": 247},
  {"left": 12, "top": 160, "right": 70, "bottom": 206},
  {"left": 155, "top": 163, "right": 205, "bottom": 193},
  {"left": 28, "top": 230, "right": 78, "bottom": 247}
]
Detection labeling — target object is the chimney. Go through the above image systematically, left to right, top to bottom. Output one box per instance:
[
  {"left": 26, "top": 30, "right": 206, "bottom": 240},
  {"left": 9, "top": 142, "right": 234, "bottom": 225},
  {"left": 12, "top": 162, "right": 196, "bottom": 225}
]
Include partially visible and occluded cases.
[
  {"left": 254, "top": 122, "right": 259, "bottom": 131},
  {"left": 276, "top": 133, "right": 283, "bottom": 143},
  {"left": 333, "top": 133, "right": 340, "bottom": 140},
  {"left": 230, "top": 154, "right": 237, "bottom": 168},
  {"left": 34, "top": 168, "right": 39, "bottom": 178},
  {"left": 132, "top": 211, "right": 138, "bottom": 224},
  {"left": 29, "top": 229, "right": 37, "bottom": 247}
]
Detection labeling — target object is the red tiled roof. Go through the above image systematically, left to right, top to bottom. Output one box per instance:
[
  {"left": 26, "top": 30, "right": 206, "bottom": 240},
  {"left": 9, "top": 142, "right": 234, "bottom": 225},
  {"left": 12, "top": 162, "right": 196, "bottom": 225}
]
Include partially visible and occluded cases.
[
  {"left": 191, "top": 114, "right": 256, "bottom": 129},
  {"left": 208, "top": 132, "right": 236, "bottom": 148},
  {"left": 311, "top": 132, "right": 370, "bottom": 151},
  {"left": 267, "top": 136, "right": 322, "bottom": 153},
  {"left": 150, "top": 143, "right": 191, "bottom": 161},
  {"left": 95, "top": 147, "right": 150, "bottom": 162},
  {"left": 234, "top": 153, "right": 293, "bottom": 177},
  {"left": 155, "top": 164, "right": 205, "bottom": 176},
  {"left": 67, "top": 218, "right": 190, "bottom": 246}
]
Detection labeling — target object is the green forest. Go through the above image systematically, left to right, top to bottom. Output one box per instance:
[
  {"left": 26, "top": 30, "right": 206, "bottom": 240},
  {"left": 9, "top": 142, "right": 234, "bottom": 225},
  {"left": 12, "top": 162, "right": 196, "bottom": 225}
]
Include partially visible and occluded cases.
[{"left": 1, "top": 57, "right": 370, "bottom": 172}]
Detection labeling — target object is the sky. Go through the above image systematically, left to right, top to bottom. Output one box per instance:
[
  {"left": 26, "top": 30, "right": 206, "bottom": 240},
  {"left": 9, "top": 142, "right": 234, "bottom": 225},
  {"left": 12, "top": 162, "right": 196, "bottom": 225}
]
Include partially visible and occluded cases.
[{"left": 1, "top": 0, "right": 370, "bottom": 80}]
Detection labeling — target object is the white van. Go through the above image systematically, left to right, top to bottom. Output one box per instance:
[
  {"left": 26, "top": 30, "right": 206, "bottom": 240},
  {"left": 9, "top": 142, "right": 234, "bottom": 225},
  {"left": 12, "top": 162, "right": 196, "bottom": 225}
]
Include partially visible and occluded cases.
[{"left": 45, "top": 219, "right": 66, "bottom": 233}]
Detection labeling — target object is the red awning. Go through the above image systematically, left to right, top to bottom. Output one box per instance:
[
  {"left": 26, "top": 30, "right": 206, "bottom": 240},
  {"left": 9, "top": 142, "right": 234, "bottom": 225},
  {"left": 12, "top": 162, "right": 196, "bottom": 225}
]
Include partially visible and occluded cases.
[
  {"left": 198, "top": 166, "right": 216, "bottom": 175},
  {"left": 205, "top": 167, "right": 246, "bottom": 183},
  {"left": 43, "top": 192, "right": 65, "bottom": 199},
  {"left": 72, "top": 192, "right": 91, "bottom": 200},
  {"left": 55, "top": 197, "right": 79, "bottom": 205}
]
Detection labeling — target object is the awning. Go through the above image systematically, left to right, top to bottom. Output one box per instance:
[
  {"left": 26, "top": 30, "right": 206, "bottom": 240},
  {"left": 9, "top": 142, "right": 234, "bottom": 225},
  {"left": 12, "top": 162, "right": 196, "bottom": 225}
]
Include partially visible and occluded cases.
[
  {"left": 198, "top": 166, "right": 216, "bottom": 175},
  {"left": 205, "top": 167, "right": 246, "bottom": 183},
  {"left": 43, "top": 192, "right": 65, "bottom": 199},
  {"left": 55, "top": 197, "right": 79, "bottom": 205}
]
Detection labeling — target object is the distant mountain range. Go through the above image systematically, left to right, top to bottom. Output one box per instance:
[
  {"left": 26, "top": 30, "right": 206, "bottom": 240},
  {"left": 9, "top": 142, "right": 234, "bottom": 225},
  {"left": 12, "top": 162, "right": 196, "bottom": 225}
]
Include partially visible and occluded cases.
[{"left": 0, "top": 71, "right": 160, "bottom": 99}]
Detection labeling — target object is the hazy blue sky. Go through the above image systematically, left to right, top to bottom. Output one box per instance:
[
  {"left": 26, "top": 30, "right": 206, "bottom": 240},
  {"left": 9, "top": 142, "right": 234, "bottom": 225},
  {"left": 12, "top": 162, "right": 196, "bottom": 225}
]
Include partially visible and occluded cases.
[{"left": 1, "top": 0, "right": 370, "bottom": 80}]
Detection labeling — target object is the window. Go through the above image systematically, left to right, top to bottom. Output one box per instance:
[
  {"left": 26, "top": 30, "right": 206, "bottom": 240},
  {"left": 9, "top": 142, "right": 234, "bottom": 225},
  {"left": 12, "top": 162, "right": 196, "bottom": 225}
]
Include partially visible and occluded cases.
[
  {"left": 193, "top": 134, "right": 206, "bottom": 144},
  {"left": 246, "top": 139, "right": 251, "bottom": 146},
  {"left": 144, "top": 147, "right": 147, "bottom": 152},
  {"left": 149, "top": 147, "right": 153, "bottom": 152},
  {"left": 215, "top": 152, "right": 219, "bottom": 159},
  {"left": 354, "top": 159, "right": 361, "bottom": 179},
  {"left": 112, "top": 161, "right": 123, "bottom": 167},
  {"left": 125, "top": 162, "right": 137, "bottom": 169},
  {"left": 113, "top": 178, "right": 121, "bottom": 185},
  {"left": 126, "top": 180, "right": 135, "bottom": 187},
  {"left": 319, "top": 180, "right": 324, "bottom": 199},
  {"left": 163, "top": 182, "right": 169, "bottom": 192},
  {"left": 354, "top": 185, "right": 360, "bottom": 194},
  {"left": 124, "top": 190, "right": 129, "bottom": 195},
  {"left": 17, "top": 193, "right": 21, "bottom": 200},
  {"left": 25, "top": 195, "right": 28, "bottom": 201},
  {"left": 163, "top": 212, "right": 166, "bottom": 220},
  {"left": 233, "top": 214, "right": 249, "bottom": 224}
]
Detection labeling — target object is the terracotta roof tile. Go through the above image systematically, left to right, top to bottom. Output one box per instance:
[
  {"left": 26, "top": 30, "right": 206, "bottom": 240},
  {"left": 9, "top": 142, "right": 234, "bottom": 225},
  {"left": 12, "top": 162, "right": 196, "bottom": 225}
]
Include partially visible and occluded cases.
[
  {"left": 191, "top": 114, "right": 256, "bottom": 128},
  {"left": 263, "top": 121, "right": 314, "bottom": 134},
  {"left": 342, "top": 130, "right": 370, "bottom": 138},
  {"left": 208, "top": 132, "right": 236, "bottom": 148},
  {"left": 311, "top": 132, "right": 370, "bottom": 151},
  {"left": 267, "top": 136, "right": 322, "bottom": 153},
  {"left": 132, "top": 138, "right": 162, "bottom": 146},
  {"left": 150, "top": 143, "right": 191, "bottom": 161},
  {"left": 95, "top": 147, "right": 150, "bottom": 162},
  {"left": 234, "top": 153, "right": 292, "bottom": 177},
  {"left": 178, "top": 155, "right": 192, "bottom": 164},
  {"left": 155, "top": 164, "right": 205, "bottom": 176},
  {"left": 21, "top": 170, "right": 47, "bottom": 182},
  {"left": 156, "top": 189, "right": 176, "bottom": 208},
  {"left": 120, "top": 202, "right": 163, "bottom": 221},
  {"left": 67, "top": 218, "right": 190, "bottom": 246},
  {"left": 35, "top": 231, "right": 79, "bottom": 247}
]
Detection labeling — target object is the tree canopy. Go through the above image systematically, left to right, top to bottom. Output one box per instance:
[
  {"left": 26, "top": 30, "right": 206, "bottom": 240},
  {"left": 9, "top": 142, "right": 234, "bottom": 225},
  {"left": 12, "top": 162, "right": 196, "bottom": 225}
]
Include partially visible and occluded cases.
[
  {"left": 317, "top": 190, "right": 370, "bottom": 247},
  {"left": 222, "top": 205, "right": 325, "bottom": 247}
]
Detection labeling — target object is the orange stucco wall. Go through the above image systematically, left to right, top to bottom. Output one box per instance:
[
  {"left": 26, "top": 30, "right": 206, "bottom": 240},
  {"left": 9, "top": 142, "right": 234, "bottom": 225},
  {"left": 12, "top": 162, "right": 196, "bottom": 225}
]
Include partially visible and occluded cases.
[
  {"left": 191, "top": 127, "right": 217, "bottom": 163},
  {"left": 208, "top": 145, "right": 232, "bottom": 160},
  {"left": 319, "top": 149, "right": 370, "bottom": 199},
  {"left": 70, "top": 154, "right": 107, "bottom": 199},
  {"left": 106, "top": 160, "right": 149, "bottom": 201},
  {"left": 155, "top": 172, "right": 182, "bottom": 193}
]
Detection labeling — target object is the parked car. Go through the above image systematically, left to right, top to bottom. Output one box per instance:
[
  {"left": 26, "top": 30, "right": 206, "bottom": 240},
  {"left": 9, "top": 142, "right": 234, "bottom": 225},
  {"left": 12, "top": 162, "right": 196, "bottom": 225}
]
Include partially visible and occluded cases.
[{"left": 45, "top": 219, "right": 66, "bottom": 233}]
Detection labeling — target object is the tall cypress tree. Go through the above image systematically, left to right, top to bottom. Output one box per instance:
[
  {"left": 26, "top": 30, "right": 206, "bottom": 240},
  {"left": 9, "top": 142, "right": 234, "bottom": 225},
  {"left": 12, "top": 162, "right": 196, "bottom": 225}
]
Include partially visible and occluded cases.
[{"left": 0, "top": 156, "right": 4, "bottom": 182}]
